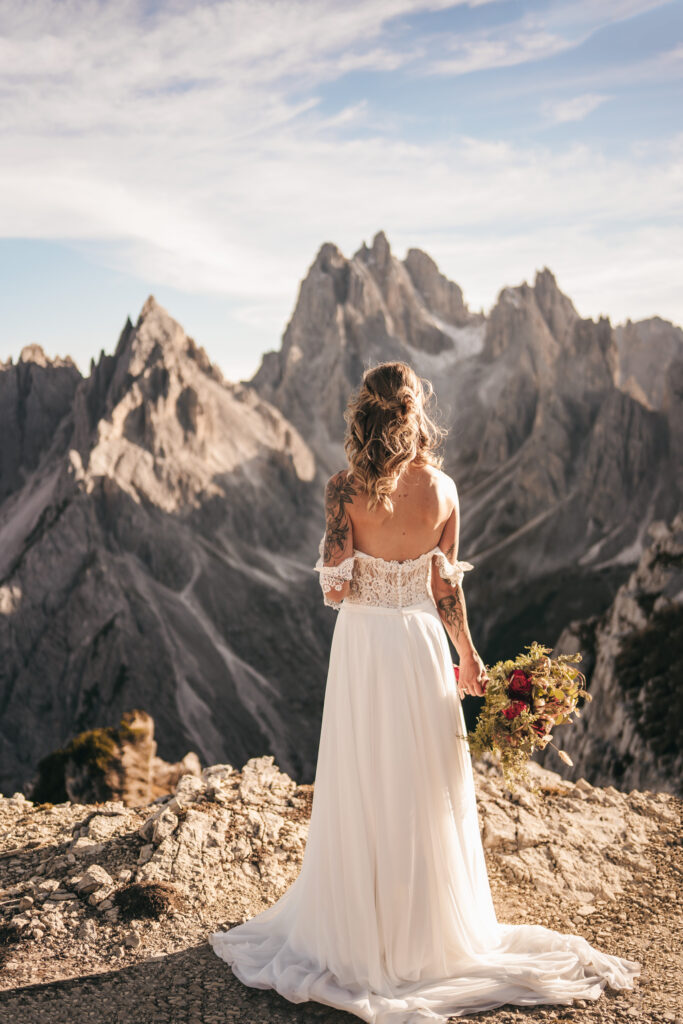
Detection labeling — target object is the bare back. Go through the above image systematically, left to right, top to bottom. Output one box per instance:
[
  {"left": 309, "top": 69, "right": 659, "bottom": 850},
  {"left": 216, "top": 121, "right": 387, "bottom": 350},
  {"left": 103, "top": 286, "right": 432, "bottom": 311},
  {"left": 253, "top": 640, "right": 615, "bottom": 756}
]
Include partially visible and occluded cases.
[{"left": 344, "top": 463, "right": 456, "bottom": 562}]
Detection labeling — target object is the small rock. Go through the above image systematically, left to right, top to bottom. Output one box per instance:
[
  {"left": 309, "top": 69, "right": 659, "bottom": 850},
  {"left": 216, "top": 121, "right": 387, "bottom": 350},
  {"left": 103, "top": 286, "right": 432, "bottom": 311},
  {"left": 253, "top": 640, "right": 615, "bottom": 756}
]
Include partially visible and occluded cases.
[
  {"left": 175, "top": 773, "right": 205, "bottom": 804},
  {"left": 139, "top": 807, "right": 179, "bottom": 845},
  {"left": 87, "top": 813, "right": 129, "bottom": 842},
  {"left": 69, "top": 837, "right": 106, "bottom": 855},
  {"left": 138, "top": 843, "right": 154, "bottom": 865},
  {"left": 75, "top": 864, "right": 114, "bottom": 895},
  {"left": 37, "top": 879, "right": 60, "bottom": 894},
  {"left": 18, "top": 896, "right": 34, "bottom": 910},
  {"left": 10, "top": 914, "right": 32, "bottom": 930},
  {"left": 78, "top": 918, "right": 98, "bottom": 941},
  {"left": 123, "top": 930, "right": 141, "bottom": 948}
]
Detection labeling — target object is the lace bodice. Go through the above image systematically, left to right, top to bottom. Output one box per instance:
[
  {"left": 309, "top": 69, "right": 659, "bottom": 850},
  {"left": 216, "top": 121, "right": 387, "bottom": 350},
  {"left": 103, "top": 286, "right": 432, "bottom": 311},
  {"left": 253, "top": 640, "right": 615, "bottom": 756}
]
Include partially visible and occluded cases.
[{"left": 314, "top": 533, "right": 474, "bottom": 610}]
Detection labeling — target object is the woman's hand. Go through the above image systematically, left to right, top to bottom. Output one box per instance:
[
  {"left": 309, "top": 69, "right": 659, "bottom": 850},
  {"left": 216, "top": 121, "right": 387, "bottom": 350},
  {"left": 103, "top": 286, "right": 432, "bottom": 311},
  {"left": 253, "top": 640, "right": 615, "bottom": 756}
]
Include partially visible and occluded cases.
[{"left": 455, "top": 650, "right": 489, "bottom": 698}]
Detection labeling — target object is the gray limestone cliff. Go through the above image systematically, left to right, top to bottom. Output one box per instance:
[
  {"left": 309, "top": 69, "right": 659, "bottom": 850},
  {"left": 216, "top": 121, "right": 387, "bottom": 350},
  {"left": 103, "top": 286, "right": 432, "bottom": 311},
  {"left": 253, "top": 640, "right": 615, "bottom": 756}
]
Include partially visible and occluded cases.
[
  {"left": 0, "top": 298, "right": 329, "bottom": 796},
  {"left": 0, "top": 345, "right": 81, "bottom": 505},
  {"left": 537, "top": 511, "right": 683, "bottom": 796}
]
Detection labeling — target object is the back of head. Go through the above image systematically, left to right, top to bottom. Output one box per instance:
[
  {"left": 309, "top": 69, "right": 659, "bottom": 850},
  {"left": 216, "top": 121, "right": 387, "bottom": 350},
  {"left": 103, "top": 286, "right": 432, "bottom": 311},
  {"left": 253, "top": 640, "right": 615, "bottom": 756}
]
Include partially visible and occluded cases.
[{"left": 343, "top": 361, "right": 447, "bottom": 513}]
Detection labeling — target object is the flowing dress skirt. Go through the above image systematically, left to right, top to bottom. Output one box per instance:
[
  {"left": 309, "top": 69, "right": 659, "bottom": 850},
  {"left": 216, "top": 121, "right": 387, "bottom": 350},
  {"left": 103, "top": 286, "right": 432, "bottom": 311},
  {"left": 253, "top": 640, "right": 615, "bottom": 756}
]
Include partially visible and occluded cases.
[{"left": 209, "top": 596, "right": 641, "bottom": 1022}]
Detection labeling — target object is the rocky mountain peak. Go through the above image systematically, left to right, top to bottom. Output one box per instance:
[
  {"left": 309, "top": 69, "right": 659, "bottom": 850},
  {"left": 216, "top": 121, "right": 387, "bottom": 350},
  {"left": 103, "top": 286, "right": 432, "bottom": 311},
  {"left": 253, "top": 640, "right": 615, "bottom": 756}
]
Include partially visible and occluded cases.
[
  {"left": 370, "top": 228, "right": 391, "bottom": 267},
  {"left": 352, "top": 230, "right": 392, "bottom": 271},
  {"left": 251, "top": 231, "right": 485, "bottom": 459},
  {"left": 313, "top": 242, "right": 344, "bottom": 272},
  {"left": 404, "top": 247, "right": 472, "bottom": 328},
  {"left": 533, "top": 267, "right": 580, "bottom": 347},
  {"left": 482, "top": 280, "right": 560, "bottom": 368},
  {"left": 65, "top": 293, "right": 316, "bottom": 506},
  {"left": 136, "top": 294, "right": 161, "bottom": 326},
  {"left": 123, "top": 295, "right": 211, "bottom": 381},
  {"left": 0, "top": 297, "right": 323, "bottom": 800},
  {"left": 72, "top": 297, "right": 227, "bottom": 456},
  {"left": 615, "top": 316, "right": 683, "bottom": 410},
  {"left": 0, "top": 342, "right": 82, "bottom": 504},
  {"left": 5, "top": 343, "right": 78, "bottom": 372},
  {"left": 18, "top": 343, "right": 50, "bottom": 367}
]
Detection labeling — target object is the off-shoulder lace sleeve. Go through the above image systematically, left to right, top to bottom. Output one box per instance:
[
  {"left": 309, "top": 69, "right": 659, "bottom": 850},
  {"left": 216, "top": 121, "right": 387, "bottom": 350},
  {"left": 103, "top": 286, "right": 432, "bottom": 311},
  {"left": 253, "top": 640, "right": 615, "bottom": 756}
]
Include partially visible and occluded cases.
[
  {"left": 314, "top": 534, "right": 355, "bottom": 610},
  {"left": 433, "top": 549, "right": 474, "bottom": 588}
]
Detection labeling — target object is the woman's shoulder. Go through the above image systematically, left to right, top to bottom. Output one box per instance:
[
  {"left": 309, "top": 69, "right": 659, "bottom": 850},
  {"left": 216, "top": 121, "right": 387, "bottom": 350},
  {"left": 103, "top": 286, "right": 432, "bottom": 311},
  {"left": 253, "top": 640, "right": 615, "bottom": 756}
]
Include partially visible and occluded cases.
[
  {"left": 421, "top": 464, "right": 457, "bottom": 498},
  {"left": 325, "top": 467, "right": 354, "bottom": 490},
  {"left": 324, "top": 468, "right": 360, "bottom": 507}
]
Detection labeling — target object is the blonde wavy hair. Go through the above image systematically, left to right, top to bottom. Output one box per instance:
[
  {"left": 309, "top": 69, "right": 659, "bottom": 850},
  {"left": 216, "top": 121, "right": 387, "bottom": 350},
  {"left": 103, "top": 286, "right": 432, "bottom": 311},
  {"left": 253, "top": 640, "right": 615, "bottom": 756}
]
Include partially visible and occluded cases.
[{"left": 343, "top": 361, "right": 447, "bottom": 513}]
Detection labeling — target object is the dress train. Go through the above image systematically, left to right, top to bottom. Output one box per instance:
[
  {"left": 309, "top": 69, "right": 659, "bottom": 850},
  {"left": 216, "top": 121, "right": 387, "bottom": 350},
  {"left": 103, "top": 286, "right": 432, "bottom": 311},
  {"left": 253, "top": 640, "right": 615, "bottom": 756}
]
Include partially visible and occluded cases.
[{"left": 209, "top": 595, "right": 640, "bottom": 1022}]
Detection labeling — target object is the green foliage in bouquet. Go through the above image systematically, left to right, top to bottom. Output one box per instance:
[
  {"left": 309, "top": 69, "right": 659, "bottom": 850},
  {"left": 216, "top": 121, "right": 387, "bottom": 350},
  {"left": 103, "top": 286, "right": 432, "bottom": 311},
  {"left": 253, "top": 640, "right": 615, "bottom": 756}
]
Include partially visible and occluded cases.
[{"left": 468, "top": 641, "right": 591, "bottom": 790}]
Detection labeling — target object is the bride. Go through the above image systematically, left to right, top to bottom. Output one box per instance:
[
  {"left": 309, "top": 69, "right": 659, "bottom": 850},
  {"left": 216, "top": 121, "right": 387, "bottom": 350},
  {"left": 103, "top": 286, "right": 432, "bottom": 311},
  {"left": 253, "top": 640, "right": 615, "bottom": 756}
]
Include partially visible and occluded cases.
[{"left": 209, "top": 361, "right": 641, "bottom": 1022}]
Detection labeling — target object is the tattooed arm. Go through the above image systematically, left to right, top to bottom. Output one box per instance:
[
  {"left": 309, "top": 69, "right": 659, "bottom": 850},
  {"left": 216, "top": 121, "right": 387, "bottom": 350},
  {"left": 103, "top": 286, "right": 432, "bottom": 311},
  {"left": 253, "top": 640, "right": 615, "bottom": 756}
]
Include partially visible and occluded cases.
[
  {"left": 321, "top": 470, "right": 357, "bottom": 604},
  {"left": 430, "top": 495, "right": 488, "bottom": 697}
]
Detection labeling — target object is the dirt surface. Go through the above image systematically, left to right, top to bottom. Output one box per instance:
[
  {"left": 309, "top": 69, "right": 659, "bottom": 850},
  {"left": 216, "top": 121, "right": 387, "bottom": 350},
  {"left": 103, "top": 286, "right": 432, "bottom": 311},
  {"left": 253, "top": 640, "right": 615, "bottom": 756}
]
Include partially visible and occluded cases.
[{"left": 0, "top": 757, "right": 680, "bottom": 1024}]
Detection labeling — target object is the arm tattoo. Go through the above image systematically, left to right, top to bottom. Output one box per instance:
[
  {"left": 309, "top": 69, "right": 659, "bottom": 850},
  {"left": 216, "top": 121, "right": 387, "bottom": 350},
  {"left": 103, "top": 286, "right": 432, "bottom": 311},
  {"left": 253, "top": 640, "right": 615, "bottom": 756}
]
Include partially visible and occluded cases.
[
  {"left": 324, "top": 474, "right": 357, "bottom": 560},
  {"left": 445, "top": 541, "right": 455, "bottom": 560},
  {"left": 437, "top": 589, "right": 464, "bottom": 640}
]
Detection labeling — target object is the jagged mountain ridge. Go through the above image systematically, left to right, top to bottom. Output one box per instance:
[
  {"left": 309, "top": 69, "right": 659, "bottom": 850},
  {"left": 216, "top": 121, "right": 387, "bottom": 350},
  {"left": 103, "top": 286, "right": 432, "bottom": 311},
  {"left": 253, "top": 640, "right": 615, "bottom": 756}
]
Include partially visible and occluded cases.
[
  {"left": 250, "top": 231, "right": 682, "bottom": 665},
  {"left": 250, "top": 232, "right": 487, "bottom": 471},
  {"left": 1, "top": 234, "right": 682, "bottom": 797},
  {"left": 0, "top": 298, "right": 331, "bottom": 796}
]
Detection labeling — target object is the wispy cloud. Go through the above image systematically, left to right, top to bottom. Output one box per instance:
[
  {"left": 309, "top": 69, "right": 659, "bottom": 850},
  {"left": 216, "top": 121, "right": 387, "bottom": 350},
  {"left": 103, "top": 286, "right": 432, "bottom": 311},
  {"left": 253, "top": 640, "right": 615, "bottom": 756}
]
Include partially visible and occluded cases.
[
  {"left": 0, "top": 0, "right": 681, "bottom": 368},
  {"left": 421, "top": 0, "right": 674, "bottom": 77},
  {"left": 425, "top": 31, "right": 573, "bottom": 76},
  {"left": 541, "top": 92, "right": 611, "bottom": 124}
]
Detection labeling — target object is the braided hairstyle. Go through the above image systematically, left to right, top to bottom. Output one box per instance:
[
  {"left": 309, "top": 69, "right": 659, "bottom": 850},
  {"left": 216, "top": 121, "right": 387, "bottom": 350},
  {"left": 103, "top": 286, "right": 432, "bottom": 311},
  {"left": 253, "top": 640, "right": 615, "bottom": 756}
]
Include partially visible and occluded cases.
[{"left": 343, "top": 361, "right": 447, "bottom": 512}]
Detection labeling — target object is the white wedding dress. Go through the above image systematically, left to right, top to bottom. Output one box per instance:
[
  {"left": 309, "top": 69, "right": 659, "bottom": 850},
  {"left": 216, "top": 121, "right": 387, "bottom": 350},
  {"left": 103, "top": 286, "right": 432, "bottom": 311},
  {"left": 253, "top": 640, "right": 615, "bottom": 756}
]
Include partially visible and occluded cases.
[{"left": 209, "top": 535, "right": 641, "bottom": 1022}]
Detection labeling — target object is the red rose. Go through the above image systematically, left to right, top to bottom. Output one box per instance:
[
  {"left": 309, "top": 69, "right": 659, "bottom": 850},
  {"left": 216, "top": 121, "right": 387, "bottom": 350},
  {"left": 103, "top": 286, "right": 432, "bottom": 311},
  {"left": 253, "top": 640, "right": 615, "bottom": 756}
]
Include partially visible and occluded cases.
[
  {"left": 507, "top": 669, "right": 532, "bottom": 701},
  {"left": 502, "top": 701, "right": 527, "bottom": 720}
]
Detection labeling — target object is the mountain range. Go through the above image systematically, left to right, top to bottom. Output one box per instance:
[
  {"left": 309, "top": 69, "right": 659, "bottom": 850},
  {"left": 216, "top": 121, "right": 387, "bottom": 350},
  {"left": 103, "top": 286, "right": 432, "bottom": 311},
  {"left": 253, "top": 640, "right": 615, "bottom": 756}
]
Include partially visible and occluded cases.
[{"left": 1, "top": 231, "right": 681, "bottom": 795}]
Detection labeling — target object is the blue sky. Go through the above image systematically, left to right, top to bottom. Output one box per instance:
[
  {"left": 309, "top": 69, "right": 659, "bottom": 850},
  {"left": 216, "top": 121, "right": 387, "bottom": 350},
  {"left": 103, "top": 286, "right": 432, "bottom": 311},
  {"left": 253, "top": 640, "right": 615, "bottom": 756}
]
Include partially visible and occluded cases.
[{"left": 0, "top": 0, "right": 681, "bottom": 381}]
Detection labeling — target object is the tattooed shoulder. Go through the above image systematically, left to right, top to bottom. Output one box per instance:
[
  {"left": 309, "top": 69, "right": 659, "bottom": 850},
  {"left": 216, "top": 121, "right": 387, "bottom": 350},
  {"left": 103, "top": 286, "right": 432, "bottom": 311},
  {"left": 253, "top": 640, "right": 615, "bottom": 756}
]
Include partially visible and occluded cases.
[{"left": 323, "top": 471, "right": 357, "bottom": 561}]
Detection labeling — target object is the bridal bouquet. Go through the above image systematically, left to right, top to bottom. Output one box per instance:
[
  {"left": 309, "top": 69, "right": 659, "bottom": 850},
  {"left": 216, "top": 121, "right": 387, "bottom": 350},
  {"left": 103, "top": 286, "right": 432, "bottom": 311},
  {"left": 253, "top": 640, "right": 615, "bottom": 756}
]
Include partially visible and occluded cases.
[{"left": 463, "top": 641, "right": 591, "bottom": 789}]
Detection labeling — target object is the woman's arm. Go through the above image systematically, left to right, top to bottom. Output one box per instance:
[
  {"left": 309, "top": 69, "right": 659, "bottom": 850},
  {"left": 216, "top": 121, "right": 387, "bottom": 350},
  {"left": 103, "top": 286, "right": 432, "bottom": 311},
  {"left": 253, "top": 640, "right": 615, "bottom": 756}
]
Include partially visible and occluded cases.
[
  {"left": 320, "top": 470, "right": 356, "bottom": 605},
  {"left": 431, "top": 499, "right": 488, "bottom": 697}
]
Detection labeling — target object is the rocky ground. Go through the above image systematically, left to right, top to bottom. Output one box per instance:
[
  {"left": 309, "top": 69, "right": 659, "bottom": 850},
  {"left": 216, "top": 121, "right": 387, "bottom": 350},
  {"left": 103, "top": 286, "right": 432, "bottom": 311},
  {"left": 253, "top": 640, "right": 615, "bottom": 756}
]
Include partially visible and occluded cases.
[{"left": 0, "top": 755, "right": 680, "bottom": 1024}]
